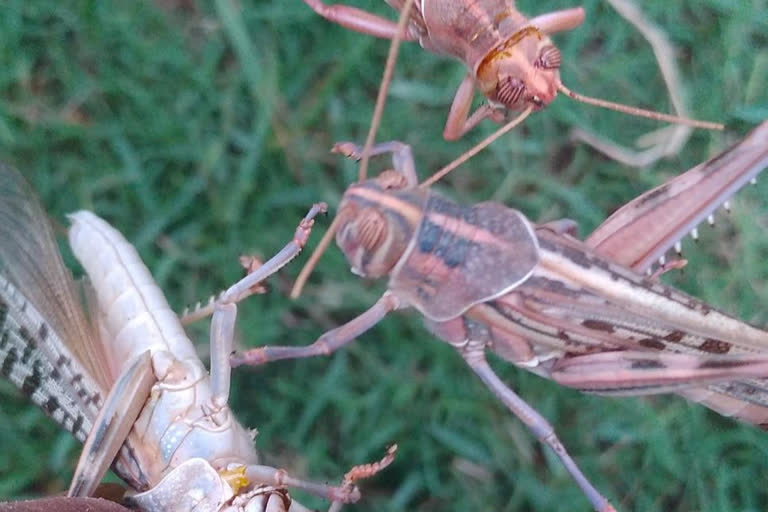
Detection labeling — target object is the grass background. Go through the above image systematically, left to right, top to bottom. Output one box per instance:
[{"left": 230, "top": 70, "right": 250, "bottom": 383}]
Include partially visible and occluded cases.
[{"left": 0, "top": 0, "right": 767, "bottom": 510}]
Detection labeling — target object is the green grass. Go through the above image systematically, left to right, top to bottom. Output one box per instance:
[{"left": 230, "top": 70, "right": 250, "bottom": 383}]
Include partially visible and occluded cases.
[{"left": 1, "top": 0, "right": 767, "bottom": 510}]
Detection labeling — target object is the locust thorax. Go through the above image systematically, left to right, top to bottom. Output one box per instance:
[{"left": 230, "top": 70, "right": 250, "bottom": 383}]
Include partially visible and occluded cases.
[
  {"left": 475, "top": 27, "right": 561, "bottom": 111},
  {"left": 335, "top": 173, "right": 420, "bottom": 279}
]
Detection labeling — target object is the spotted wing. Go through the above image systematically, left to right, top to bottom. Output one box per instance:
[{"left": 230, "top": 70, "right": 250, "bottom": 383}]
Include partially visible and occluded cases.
[{"left": 0, "top": 163, "right": 110, "bottom": 437}]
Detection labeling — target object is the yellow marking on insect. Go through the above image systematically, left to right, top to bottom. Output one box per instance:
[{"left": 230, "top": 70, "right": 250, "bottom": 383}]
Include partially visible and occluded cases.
[
  {"left": 477, "top": 25, "right": 543, "bottom": 73},
  {"left": 347, "top": 187, "right": 423, "bottom": 225},
  {"left": 220, "top": 466, "right": 249, "bottom": 494}
]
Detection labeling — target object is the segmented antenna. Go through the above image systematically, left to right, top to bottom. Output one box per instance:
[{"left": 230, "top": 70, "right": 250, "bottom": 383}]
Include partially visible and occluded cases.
[{"left": 556, "top": 81, "right": 724, "bottom": 131}]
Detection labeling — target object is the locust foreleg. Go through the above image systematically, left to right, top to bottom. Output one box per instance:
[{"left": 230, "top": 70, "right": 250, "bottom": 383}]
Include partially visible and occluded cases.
[
  {"left": 180, "top": 203, "right": 326, "bottom": 409},
  {"left": 231, "top": 292, "right": 401, "bottom": 367}
]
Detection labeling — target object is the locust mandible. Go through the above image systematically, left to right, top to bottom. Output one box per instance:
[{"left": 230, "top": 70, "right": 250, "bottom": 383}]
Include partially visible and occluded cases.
[
  {"left": 219, "top": 120, "right": 768, "bottom": 512},
  {"left": 0, "top": 164, "right": 395, "bottom": 511}
]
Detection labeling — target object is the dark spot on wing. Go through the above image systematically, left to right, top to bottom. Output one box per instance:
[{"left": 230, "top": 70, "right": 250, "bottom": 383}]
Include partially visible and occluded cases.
[
  {"left": 0, "top": 297, "right": 8, "bottom": 327},
  {"left": 581, "top": 319, "right": 615, "bottom": 333},
  {"left": 19, "top": 327, "right": 36, "bottom": 364},
  {"left": 664, "top": 331, "right": 684, "bottom": 343},
  {"left": 638, "top": 338, "right": 665, "bottom": 350},
  {"left": 699, "top": 338, "right": 732, "bottom": 354},
  {"left": 1, "top": 347, "right": 18, "bottom": 378},
  {"left": 630, "top": 359, "right": 665, "bottom": 370},
  {"left": 699, "top": 360, "right": 748, "bottom": 369},
  {"left": 22, "top": 361, "right": 43, "bottom": 396},
  {"left": 45, "top": 396, "right": 60, "bottom": 414},
  {"left": 72, "top": 414, "right": 85, "bottom": 436}
]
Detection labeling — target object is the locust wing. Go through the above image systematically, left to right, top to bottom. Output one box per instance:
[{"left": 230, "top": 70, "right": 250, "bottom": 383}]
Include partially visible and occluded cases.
[
  {"left": 575, "top": 123, "right": 768, "bottom": 426},
  {"left": 0, "top": 164, "right": 111, "bottom": 438}
]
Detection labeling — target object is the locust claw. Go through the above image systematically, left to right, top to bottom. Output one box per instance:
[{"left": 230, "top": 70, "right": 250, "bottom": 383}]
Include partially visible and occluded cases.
[{"left": 331, "top": 142, "right": 361, "bottom": 160}]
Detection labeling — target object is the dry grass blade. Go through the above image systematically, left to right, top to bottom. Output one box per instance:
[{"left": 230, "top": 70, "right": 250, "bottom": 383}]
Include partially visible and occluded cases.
[{"left": 571, "top": 0, "right": 708, "bottom": 166}]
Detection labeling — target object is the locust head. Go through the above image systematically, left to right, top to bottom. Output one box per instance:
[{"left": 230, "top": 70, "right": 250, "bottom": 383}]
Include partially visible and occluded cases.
[
  {"left": 473, "top": 25, "right": 721, "bottom": 131},
  {"left": 475, "top": 27, "right": 561, "bottom": 111},
  {"left": 335, "top": 171, "right": 425, "bottom": 279}
]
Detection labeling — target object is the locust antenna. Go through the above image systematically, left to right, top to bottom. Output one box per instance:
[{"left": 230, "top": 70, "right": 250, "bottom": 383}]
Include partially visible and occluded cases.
[
  {"left": 290, "top": 0, "right": 416, "bottom": 299},
  {"left": 556, "top": 81, "right": 724, "bottom": 130},
  {"left": 420, "top": 106, "right": 533, "bottom": 188}
]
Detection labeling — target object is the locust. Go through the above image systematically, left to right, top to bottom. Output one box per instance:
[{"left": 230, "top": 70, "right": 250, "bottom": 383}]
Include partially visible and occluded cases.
[
  {"left": 299, "top": 0, "right": 722, "bottom": 142},
  {"left": 215, "top": 120, "right": 768, "bottom": 512},
  {"left": 0, "top": 163, "right": 395, "bottom": 511}
]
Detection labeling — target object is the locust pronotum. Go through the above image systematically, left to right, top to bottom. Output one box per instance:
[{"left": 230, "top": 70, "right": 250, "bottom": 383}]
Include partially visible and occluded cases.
[
  {"left": 298, "top": 0, "right": 723, "bottom": 142},
  {"left": 198, "top": 120, "right": 768, "bottom": 512},
  {"left": 0, "top": 164, "right": 395, "bottom": 511}
]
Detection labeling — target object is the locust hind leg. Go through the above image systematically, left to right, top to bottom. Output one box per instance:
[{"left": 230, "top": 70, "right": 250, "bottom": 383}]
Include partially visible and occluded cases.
[
  {"left": 586, "top": 120, "right": 768, "bottom": 273},
  {"left": 455, "top": 340, "right": 616, "bottom": 512},
  {"left": 68, "top": 351, "right": 155, "bottom": 497}
]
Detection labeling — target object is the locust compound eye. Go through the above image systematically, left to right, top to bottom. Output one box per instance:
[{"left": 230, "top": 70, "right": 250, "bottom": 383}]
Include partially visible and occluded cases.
[
  {"left": 536, "top": 45, "right": 562, "bottom": 70},
  {"left": 497, "top": 76, "right": 526, "bottom": 107},
  {"left": 335, "top": 207, "right": 391, "bottom": 278},
  {"left": 357, "top": 208, "right": 387, "bottom": 252}
]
